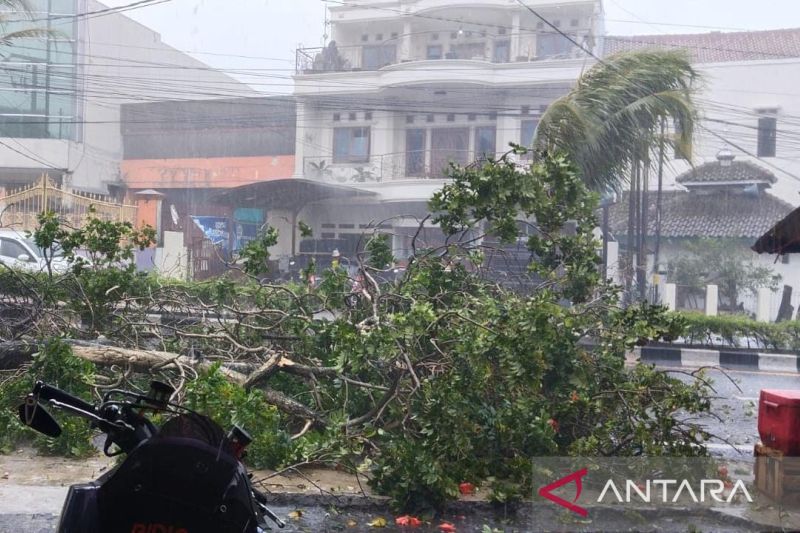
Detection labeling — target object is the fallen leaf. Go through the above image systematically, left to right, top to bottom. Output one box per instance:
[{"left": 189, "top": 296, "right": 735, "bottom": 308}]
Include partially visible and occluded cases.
[
  {"left": 459, "top": 482, "right": 475, "bottom": 495},
  {"left": 288, "top": 509, "right": 303, "bottom": 520},
  {"left": 396, "top": 515, "right": 422, "bottom": 527},
  {"left": 369, "top": 517, "right": 387, "bottom": 528},
  {"left": 346, "top": 519, "right": 358, "bottom": 528},
  {"left": 439, "top": 522, "right": 456, "bottom": 532}
]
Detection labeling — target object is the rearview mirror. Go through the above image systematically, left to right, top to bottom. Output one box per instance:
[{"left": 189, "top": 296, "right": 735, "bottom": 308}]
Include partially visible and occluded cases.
[
  {"left": 16, "top": 253, "right": 30, "bottom": 262},
  {"left": 18, "top": 395, "right": 61, "bottom": 438}
]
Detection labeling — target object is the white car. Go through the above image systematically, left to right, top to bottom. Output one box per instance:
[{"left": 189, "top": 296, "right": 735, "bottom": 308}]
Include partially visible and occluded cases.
[{"left": 0, "top": 230, "right": 70, "bottom": 274}]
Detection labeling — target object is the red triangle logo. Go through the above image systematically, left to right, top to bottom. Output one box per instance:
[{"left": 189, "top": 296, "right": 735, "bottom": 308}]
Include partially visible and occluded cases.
[{"left": 538, "top": 468, "right": 589, "bottom": 517}]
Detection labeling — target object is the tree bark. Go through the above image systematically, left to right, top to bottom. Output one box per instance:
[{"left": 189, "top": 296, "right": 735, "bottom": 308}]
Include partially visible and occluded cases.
[{"left": 0, "top": 340, "right": 328, "bottom": 428}]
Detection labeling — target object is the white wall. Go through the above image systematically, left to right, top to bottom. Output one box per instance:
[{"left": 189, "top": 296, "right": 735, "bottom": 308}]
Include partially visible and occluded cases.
[
  {"left": 0, "top": 0, "right": 256, "bottom": 193},
  {"left": 657, "top": 58, "right": 800, "bottom": 205}
]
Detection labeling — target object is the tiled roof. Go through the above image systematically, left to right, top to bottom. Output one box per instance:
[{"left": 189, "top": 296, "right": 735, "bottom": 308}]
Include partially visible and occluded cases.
[
  {"left": 604, "top": 28, "right": 800, "bottom": 64},
  {"left": 675, "top": 159, "right": 778, "bottom": 185},
  {"left": 608, "top": 190, "right": 793, "bottom": 239}
]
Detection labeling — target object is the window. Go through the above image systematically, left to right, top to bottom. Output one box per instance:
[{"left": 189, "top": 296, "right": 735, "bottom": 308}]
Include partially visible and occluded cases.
[
  {"left": 570, "top": 19, "right": 580, "bottom": 27},
  {"left": 537, "top": 33, "right": 573, "bottom": 58},
  {"left": 362, "top": 34, "right": 369, "bottom": 42},
  {"left": 493, "top": 40, "right": 510, "bottom": 63},
  {"left": 451, "top": 42, "right": 486, "bottom": 60},
  {"left": 362, "top": 45, "right": 396, "bottom": 69},
  {"left": 426, "top": 45, "right": 443, "bottom": 60},
  {"left": 521, "top": 105, "right": 530, "bottom": 115},
  {"left": 364, "top": 111, "right": 373, "bottom": 120},
  {"left": 349, "top": 112, "right": 357, "bottom": 121},
  {"left": 333, "top": 113, "right": 341, "bottom": 122},
  {"left": 446, "top": 113, "right": 455, "bottom": 122},
  {"left": 468, "top": 113, "right": 476, "bottom": 122},
  {"left": 426, "top": 114, "right": 435, "bottom": 123},
  {"left": 406, "top": 115, "right": 415, "bottom": 124},
  {"left": 758, "top": 116, "right": 777, "bottom": 157},
  {"left": 520, "top": 119, "right": 539, "bottom": 157},
  {"left": 475, "top": 126, "right": 497, "bottom": 160},
  {"left": 333, "top": 127, "right": 370, "bottom": 163},
  {"left": 431, "top": 128, "right": 469, "bottom": 176},
  {"left": 406, "top": 129, "right": 426, "bottom": 177},
  {"left": 0, "top": 238, "right": 30, "bottom": 261}
]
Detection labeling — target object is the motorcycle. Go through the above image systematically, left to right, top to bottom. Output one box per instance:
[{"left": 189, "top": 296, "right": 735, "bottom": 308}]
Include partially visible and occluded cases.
[{"left": 18, "top": 379, "right": 286, "bottom": 532}]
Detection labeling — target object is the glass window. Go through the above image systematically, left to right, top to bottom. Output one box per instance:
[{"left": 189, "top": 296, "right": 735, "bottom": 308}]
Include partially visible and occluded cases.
[
  {"left": 537, "top": 34, "right": 574, "bottom": 59},
  {"left": 493, "top": 40, "right": 510, "bottom": 63},
  {"left": 451, "top": 42, "right": 486, "bottom": 60},
  {"left": 362, "top": 45, "right": 396, "bottom": 69},
  {"left": 426, "top": 45, "right": 443, "bottom": 60},
  {"left": 758, "top": 116, "right": 777, "bottom": 157},
  {"left": 520, "top": 119, "right": 539, "bottom": 147},
  {"left": 475, "top": 126, "right": 496, "bottom": 160},
  {"left": 333, "top": 127, "right": 371, "bottom": 163},
  {"left": 431, "top": 128, "right": 469, "bottom": 176},
  {"left": 406, "top": 129, "right": 426, "bottom": 177},
  {"left": 1, "top": 239, "right": 31, "bottom": 260}
]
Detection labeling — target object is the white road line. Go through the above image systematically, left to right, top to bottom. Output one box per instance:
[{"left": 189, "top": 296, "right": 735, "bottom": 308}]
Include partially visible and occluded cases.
[
  {"left": 734, "top": 396, "right": 759, "bottom": 402},
  {"left": 704, "top": 443, "right": 753, "bottom": 453}
]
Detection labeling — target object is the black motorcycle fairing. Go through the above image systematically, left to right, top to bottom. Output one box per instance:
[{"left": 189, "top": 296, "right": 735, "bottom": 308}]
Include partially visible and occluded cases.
[
  {"left": 91, "top": 416, "right": 260, "bottom": 532},
  {"left": 55, "top": 483, "right": 101, "bottom": 533}
]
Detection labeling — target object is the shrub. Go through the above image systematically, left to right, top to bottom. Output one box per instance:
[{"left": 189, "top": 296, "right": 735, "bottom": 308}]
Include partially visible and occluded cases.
[{"left": 0, "top": 340, "right": 96, "bottom": 457}]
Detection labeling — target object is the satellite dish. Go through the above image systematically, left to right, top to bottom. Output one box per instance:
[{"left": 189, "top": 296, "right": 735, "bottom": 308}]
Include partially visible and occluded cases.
[{"left": 170, "top": 204, "right": 180, "bottom": 226}]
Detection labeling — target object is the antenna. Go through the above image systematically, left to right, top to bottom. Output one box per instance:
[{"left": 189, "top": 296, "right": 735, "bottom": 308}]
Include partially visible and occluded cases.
[{"left": 323, "top": 3, "right": 330, "bottom": 46}]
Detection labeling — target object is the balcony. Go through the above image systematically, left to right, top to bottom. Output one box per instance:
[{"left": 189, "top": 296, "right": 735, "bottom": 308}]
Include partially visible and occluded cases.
[
  {"left": 295, "top": 36, "right": 588, "bottom": 74},
  {"left": 304, "top": 150, "right": 494, "bottom": 184}
]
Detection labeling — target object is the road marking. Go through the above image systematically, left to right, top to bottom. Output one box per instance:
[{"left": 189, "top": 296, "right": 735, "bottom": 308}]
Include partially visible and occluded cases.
[
  {"left": 734, "top": 396, "right": 759, "bottom": 402},
  {"left": 704, "top": 443, "right": 753, "bottom": 453}
]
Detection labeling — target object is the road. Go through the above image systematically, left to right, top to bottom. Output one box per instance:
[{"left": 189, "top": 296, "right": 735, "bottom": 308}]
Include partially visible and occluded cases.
[{"left": 667, "top": 365, "right": 800, "bottom": 457}]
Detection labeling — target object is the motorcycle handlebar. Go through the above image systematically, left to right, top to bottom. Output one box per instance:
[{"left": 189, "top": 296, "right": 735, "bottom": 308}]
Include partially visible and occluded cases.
[{"left": 33, "top": 381, "right": 97, "bottom": 415}]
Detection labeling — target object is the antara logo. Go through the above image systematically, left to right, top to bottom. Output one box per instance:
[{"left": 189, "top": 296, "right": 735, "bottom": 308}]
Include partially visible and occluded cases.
[
  {"left": 538, "top": 468, "right": 754, "bottom": 516},
  {"left": 538, "top": 468, "right": 589, "bottom": 517},
  {"left": 130, "top": 524, "right": 189, "bottom": 533}
]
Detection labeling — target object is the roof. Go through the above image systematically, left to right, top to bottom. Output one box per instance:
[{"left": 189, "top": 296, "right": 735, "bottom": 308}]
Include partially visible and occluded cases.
[
  {"left": 604, "top": 28, "right": 800, "bottom": 64},
  {"left": 675, "top": 159, "right": 778, "bottom": 186},
  {"left": 212, "top": 178, "right": 377, "bottom": 212},
  {"left": 608, "top": 190, "right": 793, "bottom": 240},
  {"left": 753, "top": 205, "right": 800, "bottom": 254}
]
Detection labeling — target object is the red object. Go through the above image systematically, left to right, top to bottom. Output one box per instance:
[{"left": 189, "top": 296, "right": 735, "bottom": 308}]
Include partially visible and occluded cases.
[
  {"left": 759, "top": 390, "right": 800, "bottom": 455},
  {"left": 547, "top": 418, "right": 559, "bottom": 433},
  {"left": 459, "top": 482, "right": 475, "bottom": 495},
  {"left": 395, "top": 515, "right": 422, "bottom": 527},
  {"left": 439, "top": 522, "right": 456, "bottom": 532}
]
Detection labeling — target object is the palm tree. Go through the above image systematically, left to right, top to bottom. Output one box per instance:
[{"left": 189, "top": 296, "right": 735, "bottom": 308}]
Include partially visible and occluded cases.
[
  {"left": 0, "top": 0, "right": 54, "bottom": 46},
  {"left": 535, "top": 49, "right": 699, "bottom": 303}
]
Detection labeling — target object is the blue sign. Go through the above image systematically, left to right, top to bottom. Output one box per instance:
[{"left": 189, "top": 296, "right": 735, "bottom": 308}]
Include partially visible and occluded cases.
[{"left": 191, "top": 216, "right": 231, "bottom": 250}]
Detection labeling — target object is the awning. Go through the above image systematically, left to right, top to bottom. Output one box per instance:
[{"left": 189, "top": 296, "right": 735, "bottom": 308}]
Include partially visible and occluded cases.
[
  {"left": 212, "top": 178, "right": 378, "bottom": 212},
  {"left": 753, "top": 205, "right": 800, "bottom": 254}
]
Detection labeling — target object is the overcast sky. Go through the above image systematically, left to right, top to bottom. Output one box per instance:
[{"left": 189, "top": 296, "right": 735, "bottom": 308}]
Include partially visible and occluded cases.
[{"left": 103, "top": 0, "right": 800, "bottom": 93}]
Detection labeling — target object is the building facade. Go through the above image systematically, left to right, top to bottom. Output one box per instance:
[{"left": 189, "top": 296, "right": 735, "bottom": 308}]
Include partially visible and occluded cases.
[
  {"left": 0, "top": 0, "right": 254, "bottom": 197},
  {"left": 284, "top": 0, "right": 604, "bottom": 263}
]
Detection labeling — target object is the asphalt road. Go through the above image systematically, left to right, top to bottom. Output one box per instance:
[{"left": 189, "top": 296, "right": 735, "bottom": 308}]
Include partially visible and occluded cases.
[{"left": 666, "top": 365, "right": 800, "bottom": 457}]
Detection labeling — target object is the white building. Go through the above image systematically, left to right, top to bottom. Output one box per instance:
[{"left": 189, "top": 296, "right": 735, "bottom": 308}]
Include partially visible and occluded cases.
[
  {"left": 0, "top": 0, "right": 254, "bottom": 196},
  {"left": 280, "top": 0, "right": 604, "bottom": 263},
  {"left": 605, "top": 28, "right": 800, "bottom": 319}
]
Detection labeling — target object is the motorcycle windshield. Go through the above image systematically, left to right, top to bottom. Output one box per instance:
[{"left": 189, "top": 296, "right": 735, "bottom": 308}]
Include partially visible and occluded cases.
[{"left": 158, "top": 412, "right": 230, "bottom": 451}]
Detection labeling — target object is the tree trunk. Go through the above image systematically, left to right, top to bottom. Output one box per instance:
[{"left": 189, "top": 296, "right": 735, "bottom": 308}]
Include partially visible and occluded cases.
[{"left": 0, "top": 340, "right": 328, "bottom": 428}]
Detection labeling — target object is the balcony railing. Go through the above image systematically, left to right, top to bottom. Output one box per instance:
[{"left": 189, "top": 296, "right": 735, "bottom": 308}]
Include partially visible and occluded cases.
[
  {"left": 296, "top": 39, "right": 586, "bottom": 74},
  {"left": 303, "top": 151, "right": 494, "bottom": 183}
]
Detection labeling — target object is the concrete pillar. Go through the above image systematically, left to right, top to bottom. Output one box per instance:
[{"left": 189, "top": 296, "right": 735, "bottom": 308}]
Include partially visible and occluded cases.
[
  {"left": 510, "top": 12, "right": 521, "bottom": 60},
  {"left": 400, "top": 20, "right": 412, "bottom": 61},
  {"left": 293, "top": 99, "right": 307, "bottom": 179},
  {"left": 606, "top": 241, "right": 620, "bottom": 285},
  {"left": 664, "top": 283, "right": 677, "bottom": 312},
  {"left": 705, "top": 285, "right": 718, "bottom": 316},
  {"left": 757, "top": 287, "right": 772, "bottom": 322}
]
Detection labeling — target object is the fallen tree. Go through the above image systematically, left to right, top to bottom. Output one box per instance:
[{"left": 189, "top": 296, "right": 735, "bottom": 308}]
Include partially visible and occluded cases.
[{"left": 0, "top": 152, "right": 713, "bottom": 511}]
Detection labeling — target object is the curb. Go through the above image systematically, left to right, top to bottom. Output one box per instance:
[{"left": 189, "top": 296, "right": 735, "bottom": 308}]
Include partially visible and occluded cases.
[{"left": 638, "top": 345, "right": 800, "bottom": 373}]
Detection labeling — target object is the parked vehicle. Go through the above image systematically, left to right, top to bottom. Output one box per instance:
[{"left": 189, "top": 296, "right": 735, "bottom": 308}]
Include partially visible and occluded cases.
[
  {"left": 0, "top": 229, "right": 69, "bottom": 274},
  {"left": 18, "top": 380, "right": 285, "bottom": 532}
]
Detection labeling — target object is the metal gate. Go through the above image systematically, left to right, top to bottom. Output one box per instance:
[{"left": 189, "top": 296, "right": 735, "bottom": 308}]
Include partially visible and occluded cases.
[{"left": 0, "top": 174, "right": 137, "bottom": 231}]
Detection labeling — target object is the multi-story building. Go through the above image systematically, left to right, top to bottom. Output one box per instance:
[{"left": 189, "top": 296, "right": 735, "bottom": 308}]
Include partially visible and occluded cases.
[
  {"left": 0, "top": 0, "right": 253, "bottom": 197},
  {"left": 279, "top": 0, "right": 604, "bottom": 262}
]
